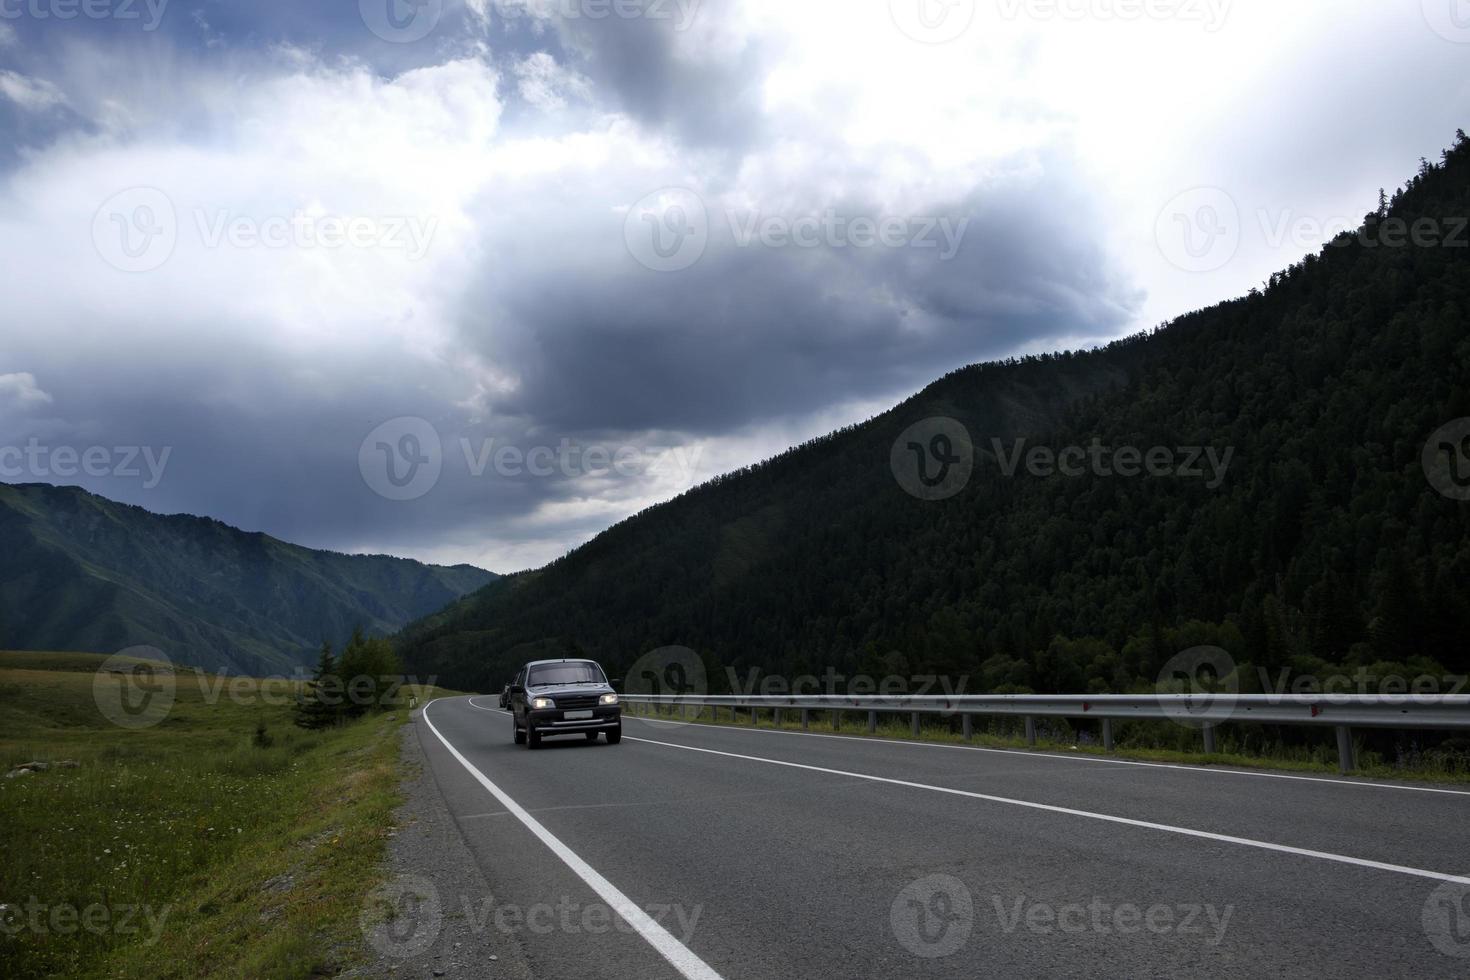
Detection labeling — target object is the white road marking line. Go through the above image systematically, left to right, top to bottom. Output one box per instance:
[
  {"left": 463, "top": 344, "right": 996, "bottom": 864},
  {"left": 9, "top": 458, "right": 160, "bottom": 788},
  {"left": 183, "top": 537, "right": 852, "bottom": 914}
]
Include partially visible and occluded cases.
[
  {"left": 473, "top": 694, "right": 1470, "bottom": 796},
  {"left": 467, "top": 697, "right": 505, "bottom": 711},
  {"left": 422, "top": 700, "right": 726, "bottom": 980},
  {"left": 617, "top": 708, "right": 1470, "bottom": 797},
  {"left": 622, "top": 733, "right": 1470, "bottom": 886}
]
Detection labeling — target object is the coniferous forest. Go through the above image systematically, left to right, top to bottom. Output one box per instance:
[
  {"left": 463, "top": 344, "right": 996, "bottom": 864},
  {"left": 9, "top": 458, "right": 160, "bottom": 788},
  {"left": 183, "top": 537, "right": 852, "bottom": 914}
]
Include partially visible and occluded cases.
[{"left": 398, "top": 133, "right": 1470, "bottom": 707}]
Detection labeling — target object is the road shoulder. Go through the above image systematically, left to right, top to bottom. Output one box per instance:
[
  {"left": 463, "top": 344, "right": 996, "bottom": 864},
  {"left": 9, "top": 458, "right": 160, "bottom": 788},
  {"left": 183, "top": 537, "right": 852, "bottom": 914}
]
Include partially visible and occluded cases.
[{"left": 351, "top": 711, "right": 537, "bottom": 980}]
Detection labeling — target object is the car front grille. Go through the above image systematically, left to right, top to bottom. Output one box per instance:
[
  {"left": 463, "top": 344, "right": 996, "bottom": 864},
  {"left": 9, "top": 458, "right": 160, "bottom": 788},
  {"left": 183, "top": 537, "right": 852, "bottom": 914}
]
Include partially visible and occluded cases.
[{"left": 554, "top": 694, "right": 601, "bottom": 711}]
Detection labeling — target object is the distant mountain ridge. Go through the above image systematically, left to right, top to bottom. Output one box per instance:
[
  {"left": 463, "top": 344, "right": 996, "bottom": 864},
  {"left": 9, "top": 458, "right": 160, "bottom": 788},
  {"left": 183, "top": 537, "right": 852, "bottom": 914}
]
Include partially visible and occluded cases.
[
  {"left": 397, "top": 132, "right": 1470, "bottom": 696},
  {"left": 0, "top": 482, "right": 495, "bottom": 674}
]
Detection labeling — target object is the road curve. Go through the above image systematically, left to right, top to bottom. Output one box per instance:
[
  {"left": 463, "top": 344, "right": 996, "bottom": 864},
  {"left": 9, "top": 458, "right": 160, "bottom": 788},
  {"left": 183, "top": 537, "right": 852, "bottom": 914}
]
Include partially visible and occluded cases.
[{"left": 410, "top": 696, "right": 1470, "bottom": 979}]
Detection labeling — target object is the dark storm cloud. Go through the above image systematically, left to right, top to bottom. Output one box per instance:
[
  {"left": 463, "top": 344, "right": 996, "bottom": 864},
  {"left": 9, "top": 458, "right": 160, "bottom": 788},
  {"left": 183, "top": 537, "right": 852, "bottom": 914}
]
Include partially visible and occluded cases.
[
  {"left": 536, "top": 5, "right": 769, "bottom": 148},
  {"left": 462, "top": 156, "right": 1141, "bottom": 434}
]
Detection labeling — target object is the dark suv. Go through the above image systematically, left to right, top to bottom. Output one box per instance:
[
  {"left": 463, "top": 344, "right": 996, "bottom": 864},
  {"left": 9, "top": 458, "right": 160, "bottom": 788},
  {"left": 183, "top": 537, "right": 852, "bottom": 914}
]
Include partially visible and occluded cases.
[{"left": 508, "top": 659, "right": 621, "bottom": 749}]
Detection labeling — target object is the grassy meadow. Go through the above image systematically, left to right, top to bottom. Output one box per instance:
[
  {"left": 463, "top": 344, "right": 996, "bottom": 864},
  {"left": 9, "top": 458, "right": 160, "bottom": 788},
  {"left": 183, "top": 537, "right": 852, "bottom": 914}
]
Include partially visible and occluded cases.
[{"left": 0, "top": 651, "right": 455, "bottom": 979}]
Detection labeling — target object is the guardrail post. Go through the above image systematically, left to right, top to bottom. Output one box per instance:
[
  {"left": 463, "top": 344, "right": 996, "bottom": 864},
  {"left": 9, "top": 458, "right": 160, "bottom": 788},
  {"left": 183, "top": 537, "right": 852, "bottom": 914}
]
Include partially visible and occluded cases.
[
  {"left": 774, "top": 707, "right": 783, "bottom": 727},
  {"left": 801, "top": 708, "right": 810, "bottom": 730},
  {"left": 832, "top": 709, "right": 841, "bottom": 732},
  {"left": 867, "top": 710, "right": 877, "bottom": 733},
  {"left": 911, "top": 712, "right": 921, "bottom": 738},
  {"left": 962, "top": 714, "right": 973, "bottom": 740},
  {"left": 1024, "top": 716, "right": 1036, "bottom": 746},
  {"left": 1102, "top": 719, "right": 1114, "bottom": 752},
  {"left": 1202, "top": 724, "right": 1217, "bottom": 754},
  {"left": 1335, "top": 725, "right": 1355, "bottom": 773}
]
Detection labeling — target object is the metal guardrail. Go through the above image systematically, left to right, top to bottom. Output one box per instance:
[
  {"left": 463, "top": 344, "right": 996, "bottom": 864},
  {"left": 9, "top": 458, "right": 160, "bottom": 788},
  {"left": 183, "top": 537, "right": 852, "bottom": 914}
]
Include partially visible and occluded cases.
[{"left": 620, "top": 693, "right": 1470, "bottom": 773}]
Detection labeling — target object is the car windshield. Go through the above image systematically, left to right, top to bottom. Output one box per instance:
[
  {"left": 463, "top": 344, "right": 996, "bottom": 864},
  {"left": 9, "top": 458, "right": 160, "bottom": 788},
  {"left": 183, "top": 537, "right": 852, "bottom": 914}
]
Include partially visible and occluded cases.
[{"left": 527, "top": 663, "right": 605, "bottom": 687}]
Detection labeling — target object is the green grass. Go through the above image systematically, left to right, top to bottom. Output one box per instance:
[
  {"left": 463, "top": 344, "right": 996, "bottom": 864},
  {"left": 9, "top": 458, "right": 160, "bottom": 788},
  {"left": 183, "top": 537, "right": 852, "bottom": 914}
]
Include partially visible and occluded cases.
[
  {"left": 0, "top": 649, "right": 192, "bottom": 673},
  {"left": 0, "top": 651, "right": 460, "bottom": 979},
  {"left": 625, "top": 702, "right": 1470, "bottom": 784}
]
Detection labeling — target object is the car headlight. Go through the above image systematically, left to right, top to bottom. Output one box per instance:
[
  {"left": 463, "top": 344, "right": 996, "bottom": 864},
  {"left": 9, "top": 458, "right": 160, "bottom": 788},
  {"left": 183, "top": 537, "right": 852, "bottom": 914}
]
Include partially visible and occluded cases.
[
  {"left": 600, "top": 693, "right": 619, "bottom": 705},
  {"left": 532, "top": 697, "right": 554, "bottom": 710}
]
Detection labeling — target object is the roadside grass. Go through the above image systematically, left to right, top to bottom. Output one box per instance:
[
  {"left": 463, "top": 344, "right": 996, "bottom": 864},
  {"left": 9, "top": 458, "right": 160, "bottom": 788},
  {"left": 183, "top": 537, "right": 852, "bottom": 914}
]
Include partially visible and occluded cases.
[
  {"left": 0, "top": 651, "right": 460, "bottom": 979},
  {"left": 625, "top": 703, "right": 1470, "bottom": 784}
]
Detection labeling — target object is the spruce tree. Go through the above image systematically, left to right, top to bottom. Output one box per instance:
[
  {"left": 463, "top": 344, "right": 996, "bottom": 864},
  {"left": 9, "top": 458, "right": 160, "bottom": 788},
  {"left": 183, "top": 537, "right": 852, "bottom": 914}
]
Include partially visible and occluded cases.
[{"left": 294, "top": 642, "right": 342, "bottom": 730}]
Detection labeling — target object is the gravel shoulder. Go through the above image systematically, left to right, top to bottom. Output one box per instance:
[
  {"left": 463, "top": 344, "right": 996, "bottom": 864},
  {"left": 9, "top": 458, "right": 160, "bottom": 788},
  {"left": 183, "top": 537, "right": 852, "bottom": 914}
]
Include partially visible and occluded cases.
[{"left": 351, "top": 711, "right": 538, "bottom": 980}]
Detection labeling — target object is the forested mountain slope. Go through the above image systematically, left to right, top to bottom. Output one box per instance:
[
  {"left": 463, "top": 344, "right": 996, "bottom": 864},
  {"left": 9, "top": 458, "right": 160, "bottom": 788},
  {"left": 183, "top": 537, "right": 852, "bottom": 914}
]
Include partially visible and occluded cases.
[
  {"left": 400, "top": 133, "right": 1470, "bottom": 696},
  {"left": 0, "top": 482, "right": 495, "bottom": 674}
]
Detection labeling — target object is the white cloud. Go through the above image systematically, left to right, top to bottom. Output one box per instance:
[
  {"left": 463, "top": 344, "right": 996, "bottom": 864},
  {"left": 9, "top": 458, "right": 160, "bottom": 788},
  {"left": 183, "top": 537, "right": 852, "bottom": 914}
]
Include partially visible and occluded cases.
[
  {"left": 0, "top": 23, "right": 15, "bottom": 48},
  {"left": 513, "top": 52, "right": 590, "bottom": 111},
  {"left": 0, "top": 70, "right": 67, "bottom": 112},
  {"left": 0, "top": 373, "right": 54, "bottom": 409}
]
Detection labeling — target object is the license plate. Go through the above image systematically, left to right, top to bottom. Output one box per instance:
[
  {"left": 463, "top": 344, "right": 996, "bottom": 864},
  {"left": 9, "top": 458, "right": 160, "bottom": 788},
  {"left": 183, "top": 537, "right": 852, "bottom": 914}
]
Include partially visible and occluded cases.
[{"left": 564, "top": 710, "right": 593, "bottom": 720}]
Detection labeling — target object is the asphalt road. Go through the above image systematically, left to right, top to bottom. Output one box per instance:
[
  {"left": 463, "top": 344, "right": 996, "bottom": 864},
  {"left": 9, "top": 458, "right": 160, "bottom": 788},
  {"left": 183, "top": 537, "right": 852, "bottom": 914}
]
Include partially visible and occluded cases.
[{"left": 408, "top": 696, "right": 1470, "bottom": 979}]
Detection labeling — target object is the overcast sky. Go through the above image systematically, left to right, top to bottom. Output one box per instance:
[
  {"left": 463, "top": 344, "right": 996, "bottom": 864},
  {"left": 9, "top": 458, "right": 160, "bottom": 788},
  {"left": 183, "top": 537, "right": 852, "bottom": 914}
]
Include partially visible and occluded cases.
[{"left": 1, "top": 1, "right": 1467, "bottom": 571}]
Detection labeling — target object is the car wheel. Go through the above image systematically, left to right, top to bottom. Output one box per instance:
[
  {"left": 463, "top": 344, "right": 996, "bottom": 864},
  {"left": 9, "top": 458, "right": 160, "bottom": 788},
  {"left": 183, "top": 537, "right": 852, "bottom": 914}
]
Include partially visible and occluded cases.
[
  {"left": 513, "top": 715, "right": 525, "bottom": 744},
  {"left": 527, "top": 726, "right": 541, "bottom": 749},
  {"left": 606, "top": 727, "right": 622, "bottom": 745}
]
